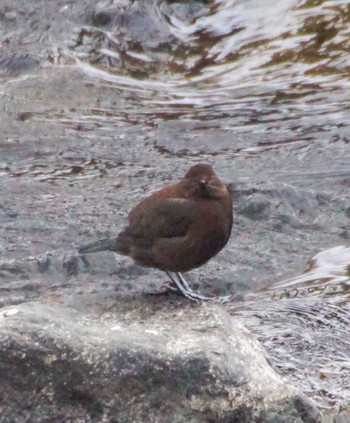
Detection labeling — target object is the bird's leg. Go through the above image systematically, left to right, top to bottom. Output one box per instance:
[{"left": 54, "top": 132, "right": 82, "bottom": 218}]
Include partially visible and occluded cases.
[
  {"left": 165, "top": 271, "right": 214, "bottom": 302},
  {"left": 165, "top": 271, "right": 197, "bottom": 300},
  {"left": 175, "top": 272, "right": 195, "bottom": 292},
  {"left": 175, "top": 273, "right": 215, "bottom": 301}
]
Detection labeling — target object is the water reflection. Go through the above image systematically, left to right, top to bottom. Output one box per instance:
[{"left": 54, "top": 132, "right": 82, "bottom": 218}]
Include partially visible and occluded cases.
[
  {"left": 63, "top": 0, "right": 350, "bottom": 165},
  {"left": 70, "top": 0, "right": 350, "bottom": 89},
  {"left": 231, "top": 246, "right": 350, "bottom": 409}
]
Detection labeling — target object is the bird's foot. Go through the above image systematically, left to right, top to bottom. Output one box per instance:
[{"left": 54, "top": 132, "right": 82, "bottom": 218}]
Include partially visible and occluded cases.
[
  {"left": 165, "top": 271, "right": 215, "bottom": 303},
  {"left": 164, "top": 272, "right": 235, "bottom": 303},
  {"left": 177, "top": 273, "right": 235, "bottom": 303}
]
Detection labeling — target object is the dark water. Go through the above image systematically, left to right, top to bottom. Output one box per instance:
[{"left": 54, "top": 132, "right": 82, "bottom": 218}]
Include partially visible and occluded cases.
[
  {"left": 1, "top": 0, "right": 350, "bottom": 417},
  {"left": 69, "top": 0, "right": 350, "bottom": 155},
  {"left": 231, "top": 246, "right": 350, "bottom": 412}
]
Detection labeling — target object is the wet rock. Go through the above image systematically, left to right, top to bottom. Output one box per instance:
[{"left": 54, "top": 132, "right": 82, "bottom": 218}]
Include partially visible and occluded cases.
[
  {"left": 71, "top": 0, "right": 214, "bottom": 76},
  {"left": 82, "top": 1, "right": 173, "bottom": 50},
  {"left": 91, "top": 8, "right": 119, "bottom": 27},
  {"left": 2, "top": 10, "right": 17, "bottom": 22},
  {"left": 0, "top": 53, "right": 40, "bottom": 76},
  {"left": 276, "top": 185, "right": 319, "bottom": 215},
  {"left": 236, "top": 194, "right": 270, "bottom": 220},
  {"left": 345, "top": 206, "right": 350, "bottom": 219},
  {"left": 271, "top": 213, "right": 304, "bottom": 231},
  {"left": 338, "top": 230, "right": 350, "bottom": 239},
  {"left": 0, "top": 253, "right": 87, "bottom": 282},
  {"left": 0, "top": 301, "right": 321, "bottom": 423}
]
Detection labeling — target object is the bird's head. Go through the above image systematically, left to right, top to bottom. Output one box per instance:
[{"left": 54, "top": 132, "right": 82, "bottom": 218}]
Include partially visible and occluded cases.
[{"left": 182, "top": 164, "right": 230, "bottom": 200}]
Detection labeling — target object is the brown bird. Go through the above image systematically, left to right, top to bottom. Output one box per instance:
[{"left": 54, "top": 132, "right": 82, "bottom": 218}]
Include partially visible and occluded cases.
[{"left": 78, "top": 164, "right": 233, "bottom": 301}]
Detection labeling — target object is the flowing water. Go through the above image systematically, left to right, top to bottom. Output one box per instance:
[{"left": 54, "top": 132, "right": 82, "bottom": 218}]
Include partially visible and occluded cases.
[
  {"left": 68, "top": 0, "right": 350, "bottom": 153},
  {"left": 231, "top": 245, "right": 350, "bottom": 414}
]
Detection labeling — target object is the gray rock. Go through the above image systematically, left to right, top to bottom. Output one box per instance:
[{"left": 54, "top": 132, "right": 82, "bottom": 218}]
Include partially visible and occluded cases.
[
  {"left": 0, "top": 53, "right": 40, "bottom": 76},
  {"left": 236, "top": 194, "right": 270, "bottom": 220},
  {"left": 0, "top": 299, "right": 321, "bottom": 423}
]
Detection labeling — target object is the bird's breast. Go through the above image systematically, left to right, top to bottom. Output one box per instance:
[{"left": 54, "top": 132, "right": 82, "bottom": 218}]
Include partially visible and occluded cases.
[{"left": 184, "top": 200, "right": 232, "bottom": 264}]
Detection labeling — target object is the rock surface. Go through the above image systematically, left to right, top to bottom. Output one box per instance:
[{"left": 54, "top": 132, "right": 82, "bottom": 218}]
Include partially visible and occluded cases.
[{"left": 0, "top": 298, "right": 321, "bottom": 422}]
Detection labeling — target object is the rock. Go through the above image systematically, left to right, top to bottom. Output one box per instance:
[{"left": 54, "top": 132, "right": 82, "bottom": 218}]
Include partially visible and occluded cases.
[
  {"left": 0, "top": 53, "right": 40, "bottom": 76},
  {"left": 236, "top": 194, "right": 270, "bottom": 220},
  {"left": 0, "top": 298, "right": 321, "bottom": 422}
]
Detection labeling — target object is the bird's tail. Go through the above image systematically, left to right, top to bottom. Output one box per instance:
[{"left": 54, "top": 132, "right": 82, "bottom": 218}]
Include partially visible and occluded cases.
[{"left": 78, "top": 238, "right": 118, "bottom": 254}]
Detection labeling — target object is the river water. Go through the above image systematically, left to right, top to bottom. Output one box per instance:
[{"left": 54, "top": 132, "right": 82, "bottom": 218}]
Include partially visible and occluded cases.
[
  {"left": 0, "top": 0, "right": 350, "bottom": 418},
  {"left": 69, "top": 2, "right": 350, "bottom": 412}
]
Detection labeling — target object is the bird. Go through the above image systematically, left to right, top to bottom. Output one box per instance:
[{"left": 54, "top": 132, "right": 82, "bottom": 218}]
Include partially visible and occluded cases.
[{"left": 78, "top": 163, "right": 233, "bottom": 302}]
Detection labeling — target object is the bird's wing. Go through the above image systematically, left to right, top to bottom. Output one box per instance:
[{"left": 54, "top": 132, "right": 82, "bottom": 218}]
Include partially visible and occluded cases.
[{"left": 126, "top": 198, "right": 196, "bottom": 239}]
